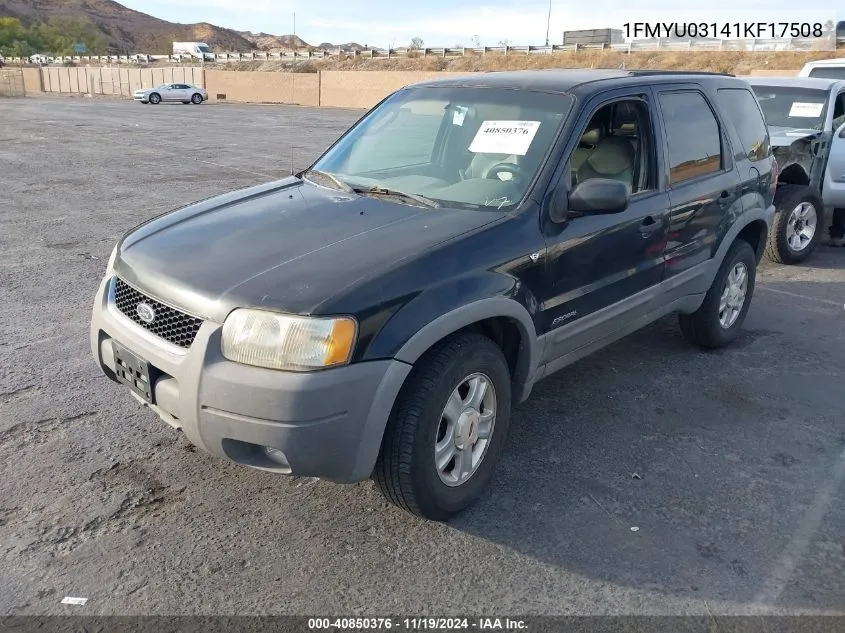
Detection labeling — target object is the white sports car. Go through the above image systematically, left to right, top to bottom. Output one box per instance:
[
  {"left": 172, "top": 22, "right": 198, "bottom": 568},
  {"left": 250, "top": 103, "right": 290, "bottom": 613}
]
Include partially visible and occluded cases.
[{"left": 134, "top": 83, "right": 209, "bottom": 105}]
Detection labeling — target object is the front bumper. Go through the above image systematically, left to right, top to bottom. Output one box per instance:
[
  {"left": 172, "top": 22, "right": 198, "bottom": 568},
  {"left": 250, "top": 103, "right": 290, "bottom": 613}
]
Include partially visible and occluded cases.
[
  {"left": 133, "top": 95, "right": 148, "bottom": 102},
  {"left": 90, "top": 275, "right": 411, "bottom": 483}
]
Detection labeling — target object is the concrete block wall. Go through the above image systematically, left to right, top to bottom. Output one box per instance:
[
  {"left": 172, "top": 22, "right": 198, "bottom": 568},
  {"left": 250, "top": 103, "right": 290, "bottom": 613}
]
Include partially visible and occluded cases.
[
  {"left": 38, "top": 66, "right": 204, "bottom": 96},
  {"left": 21, "top": 67, "right": 42, "bottom": 93},
  {"left": 25, "top": 67, "right": 800, "bottom": 108},
  {"left": 746, "top": 69, "right": 800, "bottom": 76},
  {"left": 205, "top": 70, "right": 319, "bottom": 106},
  {"left": 317, "top": 71, "right": 474, "bottom": 108}
]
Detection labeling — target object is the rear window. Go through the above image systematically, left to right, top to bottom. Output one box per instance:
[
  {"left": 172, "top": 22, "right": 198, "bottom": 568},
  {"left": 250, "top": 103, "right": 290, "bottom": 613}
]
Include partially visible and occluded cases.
[
  {"left": 808, "top": 67, "right": 845, "bottom": 80},
  {"left": 749, "top": 85, "right": 829, "bottom": 130},
  {"left": 717, "top": 88, "right": 771, "bottom": 161},
  {"left": 658, "top": 90, "right": 723, "bottom": 185}
]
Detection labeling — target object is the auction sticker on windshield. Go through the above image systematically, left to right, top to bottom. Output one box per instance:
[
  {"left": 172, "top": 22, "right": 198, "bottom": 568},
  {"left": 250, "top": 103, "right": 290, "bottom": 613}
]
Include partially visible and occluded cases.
[
  {"left": 788, "top": 102, "right": 824, "bottom": 118},
  {"left": 469, "top": 120, "right": 541, "bottom": 155}
]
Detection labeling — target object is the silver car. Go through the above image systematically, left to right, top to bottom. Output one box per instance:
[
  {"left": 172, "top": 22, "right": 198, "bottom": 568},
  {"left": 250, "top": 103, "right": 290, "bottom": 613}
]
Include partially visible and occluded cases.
[{"left": 134, "top": 83, "right": 208, "bottom": 105}]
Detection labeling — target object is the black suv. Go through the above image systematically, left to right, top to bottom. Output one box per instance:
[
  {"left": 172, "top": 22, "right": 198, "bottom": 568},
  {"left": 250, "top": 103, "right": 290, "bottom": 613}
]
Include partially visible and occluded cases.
[{"left": 91, "top": 69, "right": 776, "bottom": 521}]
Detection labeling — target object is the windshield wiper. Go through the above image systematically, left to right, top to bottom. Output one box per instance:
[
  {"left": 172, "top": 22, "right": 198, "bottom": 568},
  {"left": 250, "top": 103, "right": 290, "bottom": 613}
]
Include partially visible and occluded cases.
[
  {"left": 301, "top": 169, "right": 354, "bottom": 193},
  {"left": 351, "top": 185, "right": 440, "bottom": 208}
]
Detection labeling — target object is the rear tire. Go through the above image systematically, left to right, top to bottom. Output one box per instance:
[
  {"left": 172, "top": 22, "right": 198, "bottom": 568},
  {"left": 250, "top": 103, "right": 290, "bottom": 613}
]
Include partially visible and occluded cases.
[
  {"left": 191, "top": 93, "right": 203, "bottom": 104},
  {"left": 764, "top": 184, "right": 823, "bottom": 264},
  {"left": 679, "top": 239, "right": 756, "bottom": 349},
  {"left": 373, "top": 332, "right": 512, "bottom": 521}
]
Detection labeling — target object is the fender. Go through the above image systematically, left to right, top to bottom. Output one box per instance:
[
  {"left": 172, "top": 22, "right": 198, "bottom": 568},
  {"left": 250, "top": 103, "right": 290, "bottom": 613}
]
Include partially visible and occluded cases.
[{"left": 378, "top": 286, "right": 542, "bottom": 404}]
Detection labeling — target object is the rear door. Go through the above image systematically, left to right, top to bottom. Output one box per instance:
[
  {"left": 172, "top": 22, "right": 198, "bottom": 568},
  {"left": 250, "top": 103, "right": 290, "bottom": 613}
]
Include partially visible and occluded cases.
[
  {"left": 654, "top": 84, "right": 743, "bottom": 288},
  {"left": 714, "top": 85, "right": 776, "bottom": 221}
]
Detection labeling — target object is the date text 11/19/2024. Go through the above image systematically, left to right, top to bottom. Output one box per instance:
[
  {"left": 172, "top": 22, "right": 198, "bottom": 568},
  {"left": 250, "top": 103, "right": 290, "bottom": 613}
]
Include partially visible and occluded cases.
[{"left": 308, "top": 617, "right": 528, "bottom": 630}]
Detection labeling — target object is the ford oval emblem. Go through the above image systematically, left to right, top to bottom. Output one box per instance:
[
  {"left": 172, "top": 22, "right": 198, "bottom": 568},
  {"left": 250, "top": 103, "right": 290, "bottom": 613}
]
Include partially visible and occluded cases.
[{"left": 136, "top": 302, "right": 156, "bottom": 324}]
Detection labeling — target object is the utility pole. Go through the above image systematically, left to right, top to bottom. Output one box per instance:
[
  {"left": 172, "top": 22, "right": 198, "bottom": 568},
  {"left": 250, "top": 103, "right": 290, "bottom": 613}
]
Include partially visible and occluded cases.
[
  {"left": 545, "top": 0, "right": 552, "bottom": 46},
  {"left": 293, "top": 13, "right": 296, "bottom": 39}
]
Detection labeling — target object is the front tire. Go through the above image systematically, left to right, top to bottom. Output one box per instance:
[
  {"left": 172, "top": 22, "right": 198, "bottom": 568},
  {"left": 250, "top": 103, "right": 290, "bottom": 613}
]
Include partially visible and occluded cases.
[
  {"left": 148, "top": 92, "right": 161, "bottom": 105},
  {"left": 765, "top": 184, "right": 823, "bottom": 264},
  {"left": 679, "top": 239, "right": 757, "bottom": 349},
  {"left": 373, "top": 332, "right": 512, "bottom": 521}
]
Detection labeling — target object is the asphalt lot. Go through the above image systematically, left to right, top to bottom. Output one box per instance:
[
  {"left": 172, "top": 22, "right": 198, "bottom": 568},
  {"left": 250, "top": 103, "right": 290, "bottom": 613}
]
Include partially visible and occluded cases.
[{"left": 1, "top": 96, "right": 844, "bottom": 617}]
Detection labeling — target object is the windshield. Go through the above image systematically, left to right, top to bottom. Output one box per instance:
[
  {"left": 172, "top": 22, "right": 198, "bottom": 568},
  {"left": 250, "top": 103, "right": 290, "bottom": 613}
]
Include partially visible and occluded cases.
[
  {"left": 197, "top": 45, "right": 211, "bottom": 53},
  {"left": 750, "top": 85, "right": 829, "bottom": 130},
  {"left": 308, "top": 86, "right": 573, "bottom": 210}
]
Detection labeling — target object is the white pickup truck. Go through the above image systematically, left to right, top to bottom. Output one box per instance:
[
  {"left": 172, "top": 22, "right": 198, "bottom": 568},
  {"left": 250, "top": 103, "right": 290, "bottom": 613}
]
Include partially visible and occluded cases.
[
  {"left": 799, "top": 57, "right": 845, "bottom": 80},
  {"left": 745, "top": 76, "right": 845, "bottom": 261}
]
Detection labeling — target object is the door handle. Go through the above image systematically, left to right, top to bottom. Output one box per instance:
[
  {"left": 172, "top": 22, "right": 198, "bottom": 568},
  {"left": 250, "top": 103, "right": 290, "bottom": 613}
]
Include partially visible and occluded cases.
[{"left": 639, "top": 216, "right": 662, "bottom": 235}]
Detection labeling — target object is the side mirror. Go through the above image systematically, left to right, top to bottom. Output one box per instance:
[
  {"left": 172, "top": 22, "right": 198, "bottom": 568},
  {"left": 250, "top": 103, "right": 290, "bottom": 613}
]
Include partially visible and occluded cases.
[
  {"left": 549, "top": 178, "right": 630, "bottom": 223},
  {"left": 568, "top": 178, "right": 630, "bottom": 215}
]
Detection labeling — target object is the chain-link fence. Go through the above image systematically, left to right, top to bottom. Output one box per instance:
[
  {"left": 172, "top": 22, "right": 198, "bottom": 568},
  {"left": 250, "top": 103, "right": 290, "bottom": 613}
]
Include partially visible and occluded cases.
[{"left": 0, "top": 69, "right": 25, "bottom": 97}]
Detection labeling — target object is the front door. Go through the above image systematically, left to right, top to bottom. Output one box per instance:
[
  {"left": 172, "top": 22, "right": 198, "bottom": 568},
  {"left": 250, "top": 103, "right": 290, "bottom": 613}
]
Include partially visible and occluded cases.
[
  {"left": 163, "top": 84, "right": 182, "bottom": 101},
  {"left": 540, "top": 90, "right": 670, "bottom": 364},
  {"left": 822, "top": 91, "right": 845, "bottom": 210}
]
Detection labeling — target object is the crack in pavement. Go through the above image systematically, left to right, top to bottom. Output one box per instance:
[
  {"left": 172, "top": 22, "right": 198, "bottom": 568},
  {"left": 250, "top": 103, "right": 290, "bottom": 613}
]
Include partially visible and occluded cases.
[{"left": 0, "top": 411, "right": 98, "bottom": 446}]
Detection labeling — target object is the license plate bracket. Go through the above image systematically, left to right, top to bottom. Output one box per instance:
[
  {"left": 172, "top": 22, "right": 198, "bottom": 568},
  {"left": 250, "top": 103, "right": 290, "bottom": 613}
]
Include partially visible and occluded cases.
[{"left": 112, "top": 342, "right": 155, "bottom": 405}]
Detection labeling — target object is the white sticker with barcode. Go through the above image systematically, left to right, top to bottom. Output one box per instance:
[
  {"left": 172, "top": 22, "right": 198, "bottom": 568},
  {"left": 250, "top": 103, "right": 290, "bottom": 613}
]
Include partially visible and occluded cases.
[
  {"left": 788, "top": 102, "right": 824, "bottom": 118},
  {"left": 469, "top": 120, "right": 541, "bottom": 155}
]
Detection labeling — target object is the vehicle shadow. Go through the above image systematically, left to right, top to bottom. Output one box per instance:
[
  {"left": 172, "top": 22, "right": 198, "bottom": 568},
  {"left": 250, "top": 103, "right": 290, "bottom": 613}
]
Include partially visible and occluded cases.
[{"left": 448, "top": 281, "right": 845, "bottom": 611}]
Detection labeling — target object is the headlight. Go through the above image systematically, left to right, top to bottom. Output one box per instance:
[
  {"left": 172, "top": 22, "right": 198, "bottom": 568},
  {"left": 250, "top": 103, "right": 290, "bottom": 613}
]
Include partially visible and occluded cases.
[
  {"left": 105, "top": 244, "right": 119, "bottom": 276},
  {"left": 221, "top": 309, "right": 357, "bottom": 371}
]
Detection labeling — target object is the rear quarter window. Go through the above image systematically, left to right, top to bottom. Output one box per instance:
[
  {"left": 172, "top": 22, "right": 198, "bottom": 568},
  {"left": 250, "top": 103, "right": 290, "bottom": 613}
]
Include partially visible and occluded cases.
[
  {"left": 808, "top": 67, "right": 845, "bottom": 80},
  {"left": 717, "top": 87, "right": 771, "bottom": 162}
]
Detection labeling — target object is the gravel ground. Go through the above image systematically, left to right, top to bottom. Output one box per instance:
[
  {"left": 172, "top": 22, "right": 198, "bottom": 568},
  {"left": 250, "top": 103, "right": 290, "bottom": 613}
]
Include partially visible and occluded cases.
[{"left": 1, "top": 97, "right": 844, "bottom": 617}]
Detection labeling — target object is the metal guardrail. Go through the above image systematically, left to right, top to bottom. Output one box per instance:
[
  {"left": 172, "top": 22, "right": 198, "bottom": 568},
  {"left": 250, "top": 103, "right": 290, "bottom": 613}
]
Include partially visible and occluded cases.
[{"left": 5, "top": 36, "right": 842, "bottom": 65}]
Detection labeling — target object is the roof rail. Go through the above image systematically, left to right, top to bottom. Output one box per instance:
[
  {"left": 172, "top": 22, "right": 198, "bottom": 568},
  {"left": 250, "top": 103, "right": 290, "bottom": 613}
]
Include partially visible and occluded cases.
[{"left": 625, "top": 69, "right": 735, "bottom": 77}]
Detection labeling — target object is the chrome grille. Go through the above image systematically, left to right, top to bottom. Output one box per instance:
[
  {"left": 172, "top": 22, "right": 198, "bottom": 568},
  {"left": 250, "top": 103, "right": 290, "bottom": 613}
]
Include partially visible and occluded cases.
[{"left": 113, "top": 278, "right": 202, "bottom": 349}]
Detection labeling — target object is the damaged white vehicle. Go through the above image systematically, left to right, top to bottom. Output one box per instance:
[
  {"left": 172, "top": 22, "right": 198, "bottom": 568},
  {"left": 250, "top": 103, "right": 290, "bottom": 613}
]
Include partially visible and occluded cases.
[{"left": 746, "top": 77, "right": 845, "bottom": 263}]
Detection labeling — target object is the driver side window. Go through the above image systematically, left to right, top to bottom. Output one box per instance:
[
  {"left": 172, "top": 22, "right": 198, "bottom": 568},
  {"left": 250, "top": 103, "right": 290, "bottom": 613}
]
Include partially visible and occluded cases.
[{"left": 569, "top": 99, "right": 655, "bottom": 195}]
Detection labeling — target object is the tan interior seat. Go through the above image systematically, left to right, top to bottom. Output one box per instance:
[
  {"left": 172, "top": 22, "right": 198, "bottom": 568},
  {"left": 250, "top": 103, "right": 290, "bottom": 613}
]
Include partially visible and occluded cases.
[
  {"left": 571, "top": 126, "right": 604, "bottom": 171},
  {"left": 575, "top": 135, "right": 636, "bottom": 191}
]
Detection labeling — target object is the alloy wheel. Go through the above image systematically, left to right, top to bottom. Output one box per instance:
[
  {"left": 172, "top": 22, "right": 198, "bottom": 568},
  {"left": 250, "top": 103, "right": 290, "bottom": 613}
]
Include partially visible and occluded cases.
[{"left": 434, "top": 373, "right": 497, "bottom": 487}]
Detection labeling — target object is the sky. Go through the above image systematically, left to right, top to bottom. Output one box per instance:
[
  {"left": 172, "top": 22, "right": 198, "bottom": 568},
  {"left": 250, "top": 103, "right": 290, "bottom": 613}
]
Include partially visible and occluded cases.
[{"left": 119, "top": 0, "right": 836, "bottom": 48}]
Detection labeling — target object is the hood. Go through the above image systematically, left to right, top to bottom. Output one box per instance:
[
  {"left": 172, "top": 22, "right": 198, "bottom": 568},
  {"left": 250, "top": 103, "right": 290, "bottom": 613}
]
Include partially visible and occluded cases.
[
  {"left": 768, "top": 125, "right": 822, "bottom": 148},
  {"left": 114, "top": 177, "right": 500, "bottom": 322}
]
